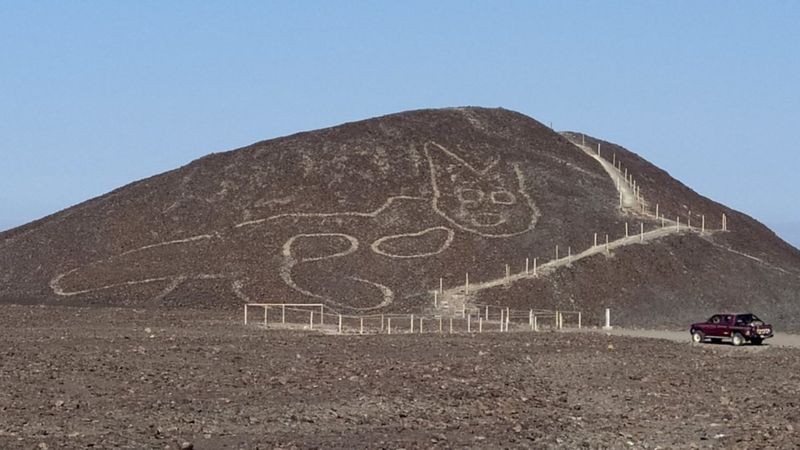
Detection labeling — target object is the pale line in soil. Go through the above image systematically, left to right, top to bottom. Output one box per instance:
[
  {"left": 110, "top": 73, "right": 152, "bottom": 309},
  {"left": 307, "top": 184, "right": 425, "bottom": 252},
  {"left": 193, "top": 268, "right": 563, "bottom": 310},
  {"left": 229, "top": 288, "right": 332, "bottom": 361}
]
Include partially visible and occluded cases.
[
  {"left": 424, "top": 141, "right": 540, "bottom": 238},
  {"left": 234, "top": 196, "right": 427, "bottom": 228},
  {"left": 370, "top": 226, "right": 455, "bottom": 259}
]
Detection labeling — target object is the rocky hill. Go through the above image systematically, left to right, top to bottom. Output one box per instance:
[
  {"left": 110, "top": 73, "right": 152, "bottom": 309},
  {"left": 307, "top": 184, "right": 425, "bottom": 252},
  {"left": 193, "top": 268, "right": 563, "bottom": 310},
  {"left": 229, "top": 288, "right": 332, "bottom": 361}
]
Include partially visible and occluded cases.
[{"left": 1, "top": 107, "right": 798, "bottom": 329}]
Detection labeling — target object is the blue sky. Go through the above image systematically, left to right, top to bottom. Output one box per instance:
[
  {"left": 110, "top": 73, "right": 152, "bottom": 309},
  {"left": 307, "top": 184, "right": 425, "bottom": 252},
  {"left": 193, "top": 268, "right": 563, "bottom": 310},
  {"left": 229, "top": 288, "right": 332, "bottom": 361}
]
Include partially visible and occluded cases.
[{"left": 1, "top": 1, "right": 798, "bottom": 247}]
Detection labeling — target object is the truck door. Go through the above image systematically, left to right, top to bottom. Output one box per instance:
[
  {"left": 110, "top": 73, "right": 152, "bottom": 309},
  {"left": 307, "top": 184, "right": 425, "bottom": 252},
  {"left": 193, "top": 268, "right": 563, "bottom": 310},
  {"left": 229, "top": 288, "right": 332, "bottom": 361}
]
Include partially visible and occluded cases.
[
  {"left": 706, "top": 315, "right": 723, "bottom": 337},
  {"left": 718, "top": 315, "right": 734, "bottom": 338}
]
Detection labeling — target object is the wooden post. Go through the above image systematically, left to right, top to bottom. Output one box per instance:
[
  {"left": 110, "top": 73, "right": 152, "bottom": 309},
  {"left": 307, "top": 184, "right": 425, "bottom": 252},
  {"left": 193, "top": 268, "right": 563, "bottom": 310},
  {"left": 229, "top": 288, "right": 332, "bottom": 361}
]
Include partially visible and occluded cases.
[
  {"left": 597, "top": 142, "right": 600, "bottom": 155},
  {"left": 612, "top": 153, "right": 616, "bottom": 166},
  {"left": 619, "top": 191, "right": 623, "bottom": 208},
  {"left": 655, "top": 203, "right": 659, "bottom": 219},
  {"left": 722, "top": 213, "right": 727, "bottom": 231},
  {"left": 702, "top": 215, "right": 705, "bottom": 233},
  {"left": 676, "top": 216, "right": 680, "bottom": 231},
  {"left": 625, "top": 222, "right": 629, "bottom": 237},
  {"left": 594, "top": 233, "right": 598, "bottom": 247},
  {"left": 605, "top": 234, "right": 610, "bottom": 253},
  {"left": 555, "top": 245, "right": 559, "bottom": 260},
  {"left": 568, "top": 246, "right": 572, "bottom": 263},
  {"left": 525, "top": 257, "right": 529, "bottom": 275},
  {"left": 533, "top": 258, "right": 538, "bottom": 275},
  {"left": 505, "top": 264, "right": 510, "bottom": 280},
  {"left": 465, "top": 273, "right": 469, "bottom": 295},
  {"left": 439, "top": 277, "right": 443, "bottom": 295},
  {"left": 434, "top": 290, "right": 439, "bottom": 307},
  {"left": 462, "top": 303, "right": 466, "bottom": 318},
  {"left": 244, "top": 304, "right": 248, "bottom": 325},
  {"left": 281, "top": 305, "right": 285, "bottom": 324},
  {"left": 485, "top": 305, "right": 489, "bottom": 320},
  {"left": 264, "top": 306, "right": 268, "bottom": 327},
  {"left": 320, "top": 306, "right": 324, "bottom": 325},
  {"left": 506, "top": 307, "right": 510, "bottom": 331},
  {"left": 500, "top": 309, "right": 504, "bottom": 331},
  {"left": 529, "top": 309, "right": 533, "bottom": 329},
  {"left": 554, "top": 310, "right": 559, "bottom": 329},
  {"left": 309, "top": 311, "right": 314, "bottom": 330},
  {"left": 578, "top": 312, "right": 582, "bottom": 329},
  {"left": 338, "top": 314, "right": 342, "bottom": 334},
  {"left": 380, "top": 314, "right": 385, "bottom": 332},
  {"left": 410, "top": 314, "right": 414, "bottom": 333},
  {"left": 467, "top": 314, "right": 471, "bottom": 333},
  {"left": 534, "top": 315, "right": 538, "bottom": 332},
  {"left": 439, "top": 316, "right": 443, "bottom": 333},
  {"left": 360, "top": 317, "right": 364, "bottom": 335},
  {"left": 387, "top": 317, "right": 392, "bottom": 335},
  {"left": 419, "top": 317, "right": 423, "bottom": 334},
  {"left": 449, "top": 317, "right": 453, "bottom": 334},
  {"left": 479, "top": 317, "right": 483, "bottom": 333}
]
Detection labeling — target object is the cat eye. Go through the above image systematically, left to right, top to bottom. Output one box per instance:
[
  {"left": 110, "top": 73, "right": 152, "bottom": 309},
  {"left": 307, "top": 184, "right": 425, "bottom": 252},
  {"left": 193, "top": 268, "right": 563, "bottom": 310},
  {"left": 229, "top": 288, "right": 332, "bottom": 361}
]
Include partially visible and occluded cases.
[
  {"left": 456, "top": 188, "right": 484, "bottom": 203},
  {"left": 490, "top": 191, "right": 516, "bottom": 205}
]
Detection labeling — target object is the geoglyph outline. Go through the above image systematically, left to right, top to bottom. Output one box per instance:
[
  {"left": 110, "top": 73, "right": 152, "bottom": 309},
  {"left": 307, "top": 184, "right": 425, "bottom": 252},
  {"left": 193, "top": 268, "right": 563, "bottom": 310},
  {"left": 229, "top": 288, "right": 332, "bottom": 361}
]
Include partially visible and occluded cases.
[{"left": 50, "top": 141, "right": 540, "bottom": 311}]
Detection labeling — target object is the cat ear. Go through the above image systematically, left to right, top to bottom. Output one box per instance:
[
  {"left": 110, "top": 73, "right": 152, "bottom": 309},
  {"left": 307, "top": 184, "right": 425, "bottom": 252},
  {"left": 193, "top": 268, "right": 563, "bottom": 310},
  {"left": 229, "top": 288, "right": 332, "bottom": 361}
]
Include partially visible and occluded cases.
[{"left": 424, "top": 142, "right": 499, "bottom": 179}]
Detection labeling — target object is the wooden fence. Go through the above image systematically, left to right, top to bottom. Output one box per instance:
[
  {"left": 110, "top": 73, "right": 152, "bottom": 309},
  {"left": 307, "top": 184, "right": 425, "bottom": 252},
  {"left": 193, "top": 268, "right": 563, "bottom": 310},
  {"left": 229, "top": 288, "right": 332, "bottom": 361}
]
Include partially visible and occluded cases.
[{"left": 244, "top": 303, "right": 581, "bottom": 335}]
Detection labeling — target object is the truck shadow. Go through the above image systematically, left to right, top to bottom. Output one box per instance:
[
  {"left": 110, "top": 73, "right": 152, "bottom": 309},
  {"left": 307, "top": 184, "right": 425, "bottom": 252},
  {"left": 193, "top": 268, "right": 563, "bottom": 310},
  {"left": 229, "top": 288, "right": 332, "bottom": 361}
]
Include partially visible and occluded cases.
[{"left": 699, "top": 339, "right": 770, "bottom": 347}]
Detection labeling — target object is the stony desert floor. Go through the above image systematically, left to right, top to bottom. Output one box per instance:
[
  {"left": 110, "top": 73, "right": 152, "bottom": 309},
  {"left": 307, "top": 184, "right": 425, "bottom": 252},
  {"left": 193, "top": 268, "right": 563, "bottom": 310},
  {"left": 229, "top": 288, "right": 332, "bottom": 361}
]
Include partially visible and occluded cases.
[{"left": 1, "top": 304, "right": 799, "bottom": 449}]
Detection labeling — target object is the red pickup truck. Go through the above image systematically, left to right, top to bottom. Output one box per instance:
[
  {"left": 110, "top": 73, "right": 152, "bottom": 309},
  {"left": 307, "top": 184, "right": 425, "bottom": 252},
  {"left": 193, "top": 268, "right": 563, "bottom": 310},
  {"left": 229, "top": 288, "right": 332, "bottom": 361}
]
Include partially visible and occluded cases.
[{"left": 690, "top": 313, "right": 774, "bottom": 346}]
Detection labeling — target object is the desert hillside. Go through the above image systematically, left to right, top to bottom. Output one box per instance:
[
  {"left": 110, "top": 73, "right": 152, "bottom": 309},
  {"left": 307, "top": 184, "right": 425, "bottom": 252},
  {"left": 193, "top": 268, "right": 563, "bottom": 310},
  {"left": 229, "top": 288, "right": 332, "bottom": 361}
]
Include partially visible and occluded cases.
[{"left": 1, "top": 107, "right": 798, "bottom": 328}]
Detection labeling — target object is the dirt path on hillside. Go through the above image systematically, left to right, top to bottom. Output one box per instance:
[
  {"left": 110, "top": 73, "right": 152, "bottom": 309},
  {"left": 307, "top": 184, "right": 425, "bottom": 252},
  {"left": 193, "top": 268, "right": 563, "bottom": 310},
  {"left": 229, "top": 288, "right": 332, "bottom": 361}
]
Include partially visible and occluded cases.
[
  {"left": 434, "top": 135, "right": 694, "bottom": 316},
  {"left": 571, "top": 138, "right": 639, "bottom": 209}
]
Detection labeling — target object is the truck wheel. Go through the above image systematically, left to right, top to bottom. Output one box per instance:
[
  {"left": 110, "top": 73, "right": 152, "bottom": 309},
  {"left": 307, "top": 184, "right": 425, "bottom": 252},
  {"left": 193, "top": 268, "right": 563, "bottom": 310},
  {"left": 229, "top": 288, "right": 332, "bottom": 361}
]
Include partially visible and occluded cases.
[
  {"left": 691, "top": 330, "right": 705, "bottom": 344},
  {"left": 732, "top": 332, "right": 744, "bottom": 346},
  {"left": 751, "top": 337, "right": 763, "bottom": 346}
]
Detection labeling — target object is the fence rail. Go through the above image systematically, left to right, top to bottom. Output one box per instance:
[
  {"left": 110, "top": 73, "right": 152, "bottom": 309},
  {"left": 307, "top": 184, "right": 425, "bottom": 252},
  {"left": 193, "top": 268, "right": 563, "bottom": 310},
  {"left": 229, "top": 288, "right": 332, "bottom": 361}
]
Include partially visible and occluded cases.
[{"left": 244, "top": 303, "right": 581, "bottom": 335}]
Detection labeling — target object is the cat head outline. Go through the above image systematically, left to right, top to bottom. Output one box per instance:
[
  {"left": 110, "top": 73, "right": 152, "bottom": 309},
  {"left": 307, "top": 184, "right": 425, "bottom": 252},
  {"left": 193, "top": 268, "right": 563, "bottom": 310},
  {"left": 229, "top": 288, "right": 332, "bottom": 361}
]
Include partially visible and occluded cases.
[{"left": 424, "top": 141, "right": 539, "bottom": 237}]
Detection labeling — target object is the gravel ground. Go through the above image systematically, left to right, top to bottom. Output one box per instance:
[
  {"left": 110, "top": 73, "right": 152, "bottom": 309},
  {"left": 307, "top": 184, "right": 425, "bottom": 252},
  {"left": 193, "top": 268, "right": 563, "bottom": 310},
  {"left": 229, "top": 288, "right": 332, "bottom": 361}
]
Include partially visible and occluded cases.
[
  {"left": 2, "top": 304, "right": 799, "bottom": 449},
  {"left": 581, "top": 327, "right": 800, "bottom": 348}
]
